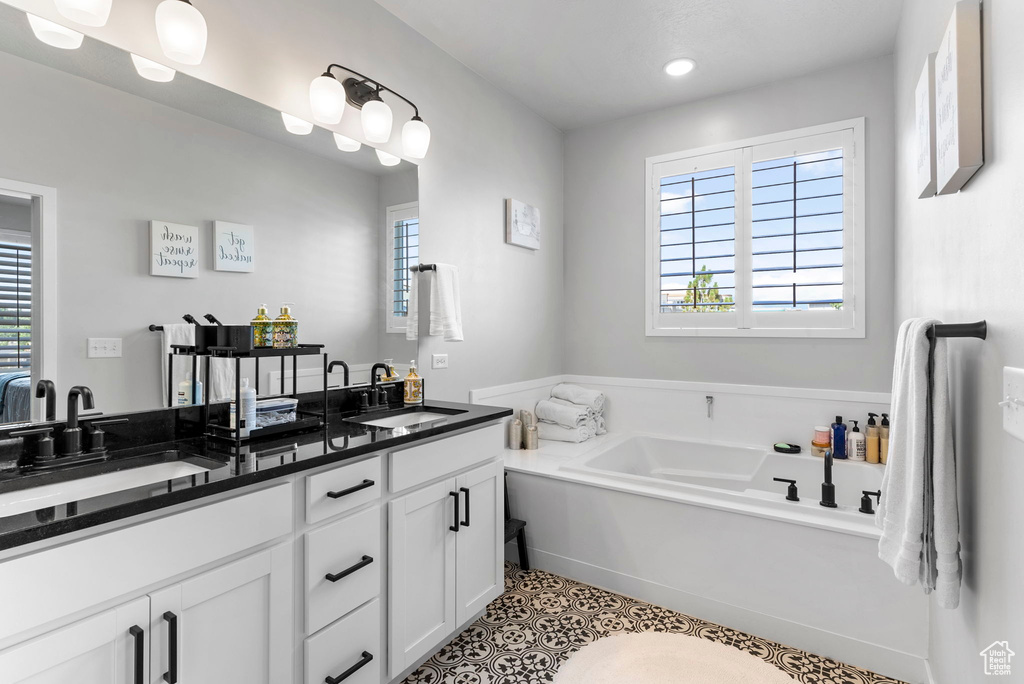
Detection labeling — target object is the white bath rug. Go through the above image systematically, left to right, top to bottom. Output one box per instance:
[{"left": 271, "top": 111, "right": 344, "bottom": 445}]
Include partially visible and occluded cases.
[{"left": 553, "top": 632, "right": 795, "bottom": 683}]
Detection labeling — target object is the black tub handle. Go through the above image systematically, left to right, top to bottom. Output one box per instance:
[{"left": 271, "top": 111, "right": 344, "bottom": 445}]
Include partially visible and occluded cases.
[
  {"left": 327, "top": 479, "right": 374, "bottom": 499},
  {"left": 460, "top": 486, "right": 470, "bottom": 528},
  {"left": 449, "top": 491, "right": 460, "bottom": 532},
  {"left": 326, "top": 555, "right": 374, "bottom": 583},
  {"left": 162, "top": 611, "right": 178, "bottom": 683},
  {"left": 129, "top": 625, "right": 144, "bottom": 684},
  {"left": 325, "top": 651, "right": 373, "bottom": 683}
]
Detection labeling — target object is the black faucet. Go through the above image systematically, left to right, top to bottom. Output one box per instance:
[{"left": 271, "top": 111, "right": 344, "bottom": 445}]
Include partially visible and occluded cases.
[
  {"left": 328, "top": 360, "right": 350, "bottom": 388},
  {"left": 369, "top": 363, "right": 390, "bottom": 406},
  {"left": 35, "top": 379, "right": 56, "bottom": 422},
  {"left": 63, "top": 386, "right": 95, "bottom": 457},
  {"left": 820, "top": 449, "right": 838, "bottom": 508}
]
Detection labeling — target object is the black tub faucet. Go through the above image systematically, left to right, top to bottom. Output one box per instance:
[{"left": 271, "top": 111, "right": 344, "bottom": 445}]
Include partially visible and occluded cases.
[
  {"left": 328, "top": 360, "right": 350, "bottom": 388},
  {"left": 35, "top": 379, "right": 56, "bottom": 422},
  {"left": 63, "top": 386, "right": 95, "bottom": 457},
  {"left": 820, "top": 449, "right": 837, "bottom": 508}
]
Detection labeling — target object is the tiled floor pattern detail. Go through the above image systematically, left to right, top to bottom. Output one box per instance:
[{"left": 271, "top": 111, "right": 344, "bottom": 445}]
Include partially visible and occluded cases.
[{"left": 403, "top": 562, "right": 907, "bottom": 684}]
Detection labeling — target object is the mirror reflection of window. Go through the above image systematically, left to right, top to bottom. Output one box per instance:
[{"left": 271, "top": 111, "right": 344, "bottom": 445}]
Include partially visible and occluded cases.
[
  {"left": 0, "top": 194, "right": 34, "bottom": 424},
  {"left": 386, "top": 202, "right": 419, "bottom": 333}
]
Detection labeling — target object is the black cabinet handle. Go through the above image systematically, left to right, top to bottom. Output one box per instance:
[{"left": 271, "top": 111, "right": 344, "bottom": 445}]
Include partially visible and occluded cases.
[
  {"left": 327, "top": 479, "right": 374, "bottom": 499},
  {"left": 459, "top": 486, "right": 470, "bottom": 528},
  {"left": 449, "top": 491, "right": 460, "bottom": 532},
  {"left": 325, "top": 555, "right": 374, "bottom": 582},
  {"left": 162, "top": 611, "right": 178, "bottom": 683},
  {"left": 129, "top": 625, "right": 144, "bottom": 684},
  {"left": 325, "top": 651, "right": 373, "bottom": 683}
]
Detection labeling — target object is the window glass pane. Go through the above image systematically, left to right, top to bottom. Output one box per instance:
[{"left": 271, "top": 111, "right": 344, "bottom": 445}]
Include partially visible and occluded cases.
[
  {"left": 391, "top": 217, "right": 418, "bottom": 318},
  {"left": 661, "top": 228, "right": 692, "bottom": 246},
  {"left": 0, "top": 243, "right": 32, "bottom": 370}
]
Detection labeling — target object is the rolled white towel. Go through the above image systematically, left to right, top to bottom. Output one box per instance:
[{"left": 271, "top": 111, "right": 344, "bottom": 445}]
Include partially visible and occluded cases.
[
  {"left": 551, "top": 383, "right": 605, "bottom": 412},
  {"left": 548, "top": 396, "right": 596, "bottom": 420},
  {"left": 536, "top": 399, "right": 589, "bottom": 428},
  {"left": 595, "top": 416, "right": 607, "bottom": 435},
  {"left": 537, "top": 421, "right": 593, "bottom": 443}
]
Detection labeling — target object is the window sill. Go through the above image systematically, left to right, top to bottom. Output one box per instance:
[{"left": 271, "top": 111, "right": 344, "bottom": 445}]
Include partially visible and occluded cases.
[{"left": 646, "top": 326, "right": 865, "bottom": 339}]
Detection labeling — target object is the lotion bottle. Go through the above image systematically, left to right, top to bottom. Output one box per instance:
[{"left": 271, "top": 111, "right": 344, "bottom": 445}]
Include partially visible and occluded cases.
[
  {"left": 251, "top": 304, "right": 272, "bottom": 348},
  {"left": 404, "top": 361, "right": 423, "bottom": 405},
  {"left": 177, "top": 371, "right": 203, "bottom": 406},
  {"left": 230, "top": 378, "right": 257, "bottom": 437},
  {"left": 866, "top": 413, "right": 880, "bottom": 464},
  {"left": 880, "top": 413, "right": 890, "bottom": 464},
  {"left": 831, "top": 416, "right": 847, "bottom": 460},
  {"left": 848, "top": 420, "right": 866, "bottom": 461}
]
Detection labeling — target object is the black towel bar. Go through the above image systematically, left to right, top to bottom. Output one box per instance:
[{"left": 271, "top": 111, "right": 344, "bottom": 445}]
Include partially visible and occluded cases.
[
  {"left": 410, "top": 263, "right": 437, "bottom": 272},
  {"left": 927, "top": 321, "right": 987, "bottom": 340}
]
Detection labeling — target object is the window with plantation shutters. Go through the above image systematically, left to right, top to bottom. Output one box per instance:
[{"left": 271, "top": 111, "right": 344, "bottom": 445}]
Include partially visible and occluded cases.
[
  {"left": 646, "top": 119, "right": 864, "bottom": 338},
  {"left": 385, "top": 201, "right": 419, "bottom": 333},
  {"left": 0, "top": 241, "right": 31, "bottom": 369}
]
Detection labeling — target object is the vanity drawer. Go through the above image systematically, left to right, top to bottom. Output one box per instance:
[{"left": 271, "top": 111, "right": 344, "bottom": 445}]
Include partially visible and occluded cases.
[
  {"left": 390, "top": 423, "right": 503, "bottom": 493},
  {"left": 305, "top": 455, "right": 381, "bottom": 524},
  {"left": 305, "top": 506, "right": 381, "bottom": 634},
  {"left": 305, "top": 599, "right": 380, "bottom": 684}
]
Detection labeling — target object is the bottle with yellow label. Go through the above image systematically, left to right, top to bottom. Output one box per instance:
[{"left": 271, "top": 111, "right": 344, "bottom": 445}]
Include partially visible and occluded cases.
[
  {"left": 251, "top": 304, "right": 273, "bottom": 348},
  {"left": 273, "top": 304, "right": 298, "bottom": 349},
  {"left": 404, "top": 361, "right": 423, "bottom": 405}
]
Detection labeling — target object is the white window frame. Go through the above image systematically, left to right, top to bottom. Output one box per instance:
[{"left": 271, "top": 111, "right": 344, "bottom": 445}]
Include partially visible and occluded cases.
[
  {"left": 645, "top": 118, "right": 865, "bottom": 339},
  {"left": 384, "top": 201, "right": 418, "bottom": 334}
]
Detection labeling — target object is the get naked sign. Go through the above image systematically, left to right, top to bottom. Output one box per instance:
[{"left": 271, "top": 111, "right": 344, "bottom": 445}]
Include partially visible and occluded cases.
[{"left": 213, "top": 221, "right": 255, "bottom": 273}]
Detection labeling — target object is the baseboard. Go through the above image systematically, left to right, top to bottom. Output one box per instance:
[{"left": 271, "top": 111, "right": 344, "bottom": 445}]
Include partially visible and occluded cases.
[{"left": 524, "top": 548, "right": 929, "bottom": 684}]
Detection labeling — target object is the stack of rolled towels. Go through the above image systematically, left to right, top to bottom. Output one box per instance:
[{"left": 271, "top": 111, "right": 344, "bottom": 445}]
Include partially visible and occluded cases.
[{"left": 535, "top": 383, "right": 607, "bottom": 444}]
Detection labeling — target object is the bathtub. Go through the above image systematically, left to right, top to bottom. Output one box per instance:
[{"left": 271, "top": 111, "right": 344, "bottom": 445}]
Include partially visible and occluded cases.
[{"left": 560, "top": 433, "right": 884, "bottom": 538}]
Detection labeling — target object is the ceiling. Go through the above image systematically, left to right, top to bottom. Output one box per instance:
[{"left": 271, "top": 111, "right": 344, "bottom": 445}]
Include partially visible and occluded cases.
[{"left": 374, "top": 0, "right": 903, "bottom": 130}]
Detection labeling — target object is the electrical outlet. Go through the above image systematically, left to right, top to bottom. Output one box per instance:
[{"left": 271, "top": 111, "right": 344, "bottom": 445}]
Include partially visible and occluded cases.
[
  {"left": 87, "top": 338, "right": 122, "bottom": 358},
  {"left": 431, "top": 353, "right": 449, "bottom": 370},
  {"left": 1002, "top": 367, "right": 1024, "bottom": 442}
]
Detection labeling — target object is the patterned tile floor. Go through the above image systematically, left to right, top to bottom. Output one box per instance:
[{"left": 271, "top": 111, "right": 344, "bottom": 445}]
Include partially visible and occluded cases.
[{"left": 403, "top": 562, "right": 906, "bottom": 684}]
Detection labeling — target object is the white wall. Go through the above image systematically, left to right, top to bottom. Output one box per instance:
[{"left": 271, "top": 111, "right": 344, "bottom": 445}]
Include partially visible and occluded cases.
[
  {"left": 5, "top": 0, "right": 565, "bottom": 402},
  {"left": 894, "top": 1, "right": 1024, "bottom": 682},
  {"left": 563, "top": 56, "right": 896, "bottom": 392}
]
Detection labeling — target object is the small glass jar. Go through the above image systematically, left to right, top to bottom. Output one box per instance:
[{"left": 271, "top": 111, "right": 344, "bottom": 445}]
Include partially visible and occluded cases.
[{"left": 811, "top": 440, "right": 831, "bottom": 458}]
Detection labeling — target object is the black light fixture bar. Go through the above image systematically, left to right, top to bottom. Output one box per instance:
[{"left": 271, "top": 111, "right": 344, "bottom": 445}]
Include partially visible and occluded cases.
[{"left": 323, "top": 64, "right": 421, "bottom": 120}]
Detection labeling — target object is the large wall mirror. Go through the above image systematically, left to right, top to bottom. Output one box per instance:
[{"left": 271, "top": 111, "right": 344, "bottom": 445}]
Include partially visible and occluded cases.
[{"left": 0, "top": 3, "right": 419, "bottom": 423}]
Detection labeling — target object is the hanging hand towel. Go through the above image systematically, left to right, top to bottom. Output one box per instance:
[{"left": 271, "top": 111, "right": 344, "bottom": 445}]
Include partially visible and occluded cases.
[
  {"left": 428, "top": 264, "right": 464, "bottom": 342},
  {"left": 405, "top": 268, "right": 419, "bottom": 341},
  {"left": 877, "top": 318, "right": 961, "bottom": 608},
  {"left": 161, "top": 324, "right": 235, "bottom": 406},
  {"left": 551, "top": 383, "right": 605, "bottom": 412},
  {"left": 535, "top": 399, "right": 589, "bottom": 428},
  {"left": 537, "top": 421, "right": 593, "bottom": 444}
]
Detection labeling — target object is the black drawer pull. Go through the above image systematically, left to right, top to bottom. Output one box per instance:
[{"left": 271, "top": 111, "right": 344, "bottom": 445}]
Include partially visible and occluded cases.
[
  {"left": 327, "top": 479, "right": 374, "bottom": 499},
  {"left": 460, "top": 486, "right": 470, "bottom": 528},
  {"left": 449, "top": 491, "right": 460, "bottom": 532},
  {"left": 325, "top": 555, "right": 374, "bottom": 582},
  {"left": 162, "top": 611, "right": 178, "bottom": 683},
  {"left": 129, "top": 625, "right": 144, "bottom": 684},
  {"left": 325, "top": 651, "right": 373, "bottom": 683}
]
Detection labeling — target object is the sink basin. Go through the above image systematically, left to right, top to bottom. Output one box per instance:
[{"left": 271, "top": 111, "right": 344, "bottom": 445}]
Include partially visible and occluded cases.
[
  {"left": 356, "top": 412, "right": 454, "bottom": 429},
  {"left": 0, "top": 452, "right": 222, "bottom": 518}
]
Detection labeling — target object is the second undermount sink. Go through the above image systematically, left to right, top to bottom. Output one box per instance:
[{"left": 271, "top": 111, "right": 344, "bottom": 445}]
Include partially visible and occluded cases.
[
  {"left": 356, "top": 412, "right": 454, "bottom": 429},
  {"left": 0, "top": 452, "right": 223, "bottom": 519}
]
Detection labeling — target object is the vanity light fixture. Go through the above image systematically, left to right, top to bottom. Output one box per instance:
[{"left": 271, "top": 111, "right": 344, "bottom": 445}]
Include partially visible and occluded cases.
[
  {"left": 54, "top": 0, "right": 112, "bottom": 27},
  {"left": 155, "top": 0, "right": 207, "bottom": 66},
  {"left": 27, "top": 14, "right": 84, "bottom": 49},
  {"left": 131, "top": 54, "right": 177, "bottom": 82},
  {"left": 664, "top": 58, "right": 696, "bottom": 77},
  {"left": 308, "top": 64, "right": 431, "bottom": 158},
  {"left": 281, "top": 112, "right": 313, "bottom": 135},
  {"left": 333, "top": 133, "right": 361, "bottom": 153},
  {"left": 375, "top": 149, "right": 401, "bottom": 167}
]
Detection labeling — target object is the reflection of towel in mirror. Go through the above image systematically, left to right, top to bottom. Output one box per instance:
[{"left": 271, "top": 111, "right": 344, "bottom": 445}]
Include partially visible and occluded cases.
[
  {"left": 428, "top": 264, "right": 463, "bottom": 342},
  {"left": 405, "top": 270, "right": 419, "bottom": 341},
  {"left": 160, "top": 324, "right": 235, "bottom": 405}
]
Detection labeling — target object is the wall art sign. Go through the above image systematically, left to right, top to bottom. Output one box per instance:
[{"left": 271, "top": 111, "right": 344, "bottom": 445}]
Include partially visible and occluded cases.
[
  {"left": 934, "top": 0, "right": 983, "bottom": 195},
  {"left": 915, "top": 53, "right": 937, "bottom": 198},
  {"left": 505, "top": 198, "right": 540, "bottom": 250},
  {"left": 150, "top": 220, "right": 198, "bottom": 278},
  {"left": 213, "top": 221, "right": 255, "bottom": 272}
]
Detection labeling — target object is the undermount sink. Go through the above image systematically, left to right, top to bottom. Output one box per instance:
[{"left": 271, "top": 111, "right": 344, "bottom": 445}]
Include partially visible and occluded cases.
[
  {"left": 356, "top": 412, "right": 454, "bottom": 429},
  {"left": 0, "top": 452, "right": 223, "bottom": 519}
]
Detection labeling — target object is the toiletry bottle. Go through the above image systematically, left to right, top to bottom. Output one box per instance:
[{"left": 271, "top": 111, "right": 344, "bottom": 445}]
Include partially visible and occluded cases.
[
  {"left": 251, "top": 304, "right": 272, "bottom": 348},
  {"left": 273, "top": 304, "right": 298, "bottom": 349},
  {"left": 384, "top": 358, "right": 398, "bottom": 381},
  {"left": 404, "top": 361, "right": 423, "bottom": 405},
  {"left": 177, "top": 371, "right": 203, "bottom": 406},
  {"left": 229, "top": 378, "right": 258, "bottom": 437},
  {"left": 866, "top": 413, "right": 880, "bottom": 464},
  {"left": 880, "top": 413, "right": 890, "bottom": 464},
  {"left": 831, "top": 416, "right": 847, "bottom": 459},
  {"left": 848, "top": 420, "right": 866, "bottom": 461}
]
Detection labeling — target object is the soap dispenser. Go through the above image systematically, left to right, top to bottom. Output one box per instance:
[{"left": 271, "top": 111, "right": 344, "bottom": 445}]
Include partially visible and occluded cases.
[
  {"left": 251, "top": 304, "right": 272, "bottom": 348},
  {"left": 273, "top": 304, "right": 298, "bottom": 349},
  {"left": 404, "top": 361, "right": 423, "bottom": 406},
  {"left": 865, "top": 413, "right": 880, "bottom": 464},
  {"left": 880, "top": 413, "right": 890, "bottom": 464},
  {"left": 848, "top": 420, "right": 866, "bottom": 461}
]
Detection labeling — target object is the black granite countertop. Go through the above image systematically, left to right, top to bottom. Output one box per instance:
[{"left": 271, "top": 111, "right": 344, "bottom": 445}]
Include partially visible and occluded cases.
[{"left": 0, "top": 400, "right": 511, "bottom": 551}]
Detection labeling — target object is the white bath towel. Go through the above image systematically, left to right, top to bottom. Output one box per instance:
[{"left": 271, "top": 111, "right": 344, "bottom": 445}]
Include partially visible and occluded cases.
[
  {"left": 428, "top": 264, "right": 464, "bottom": 342},
  {"left": 405, "top": 269, "right": 419, "bottom": 341},
  {"left": 877, "top": 318, "right": 961, "bottom": 608},
  {"left": 161, "top": 324, "right": 235, "bottom": 406},
  {"left": 551, "top": 383, "right": 605, "bottom": 412},
  {"left": 548, "top": 396, "right": 596, "bottom": 420},
  {"left": 536, "top": 399, "right": 589, "bottom": 428},
  {"left": 595, "top": 415, "right": 607, "bottom": 435},
  {"left": 537, "top": 420, "right": 593, "bottom": 444}
]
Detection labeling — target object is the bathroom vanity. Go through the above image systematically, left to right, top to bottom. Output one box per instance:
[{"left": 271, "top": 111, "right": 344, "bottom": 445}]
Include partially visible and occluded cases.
[{"left": 0, "top": 397, "right": 510, "bottom": 684}]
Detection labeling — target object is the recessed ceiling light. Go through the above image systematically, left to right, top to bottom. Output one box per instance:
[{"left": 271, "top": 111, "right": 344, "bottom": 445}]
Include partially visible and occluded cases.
[{"left": 664, "top": 58, "right": 696, "bottom": 77}]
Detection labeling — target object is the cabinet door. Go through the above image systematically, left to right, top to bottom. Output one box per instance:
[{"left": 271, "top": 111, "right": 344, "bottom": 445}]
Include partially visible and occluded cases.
[
  {"left": 455, "top": 460, "right": 504, "bottom": 624},
  {"left": 388, "top": 478, "right": 457, "bottom": 678},
  {"left": 149, "top": 544, "right": 292, "bottom": 684},
  {"left": 0, "top": 597, "right": 149, "bottom": 684}
]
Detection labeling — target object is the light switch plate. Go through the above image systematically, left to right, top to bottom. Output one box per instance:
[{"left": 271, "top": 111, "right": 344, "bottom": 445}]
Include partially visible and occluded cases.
[
  {"left": 87, "top": 338, "right": 122, "bottom": 358},
  {"left": 431, "top": 353, "right": 449, "bottom": 370},
  {"left": 1003, "top": 366, "right": 1024, "bottom": 442}
]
